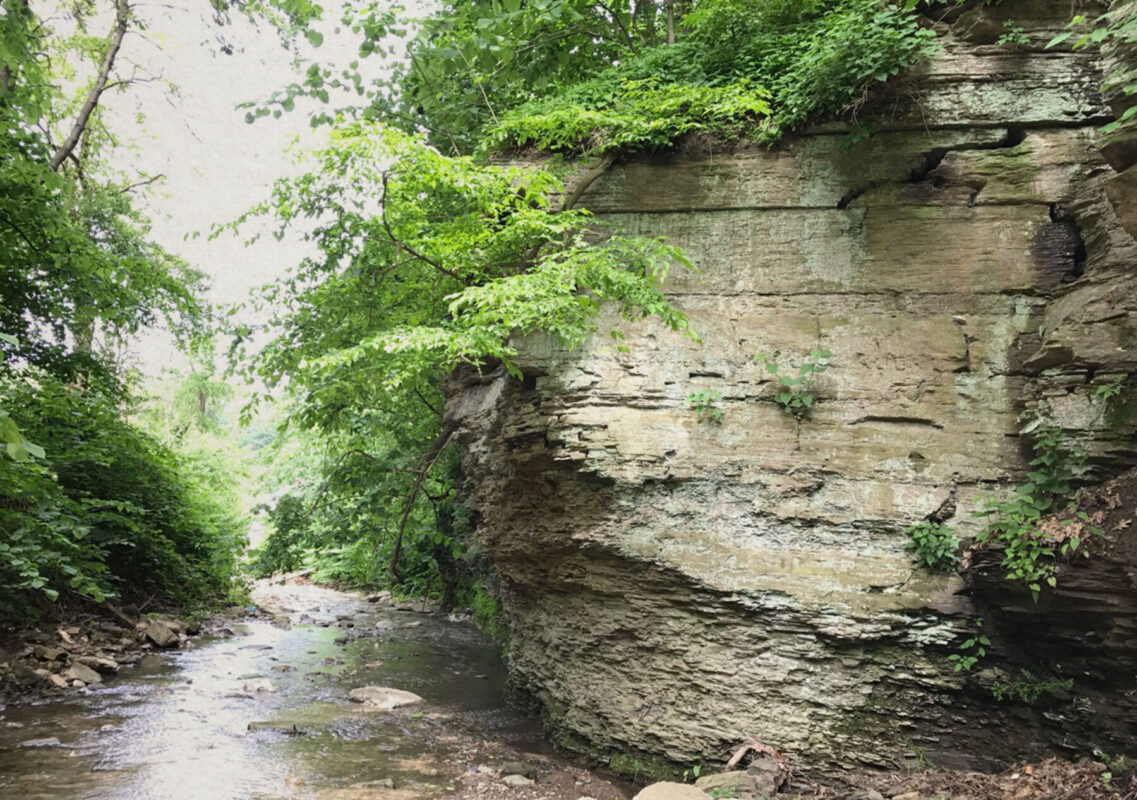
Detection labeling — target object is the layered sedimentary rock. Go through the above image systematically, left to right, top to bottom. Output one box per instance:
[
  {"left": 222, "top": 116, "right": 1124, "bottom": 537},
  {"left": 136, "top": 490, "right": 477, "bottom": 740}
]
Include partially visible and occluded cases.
[{"left": 448, "top": 0, "right": 1137, "bottom": 772}]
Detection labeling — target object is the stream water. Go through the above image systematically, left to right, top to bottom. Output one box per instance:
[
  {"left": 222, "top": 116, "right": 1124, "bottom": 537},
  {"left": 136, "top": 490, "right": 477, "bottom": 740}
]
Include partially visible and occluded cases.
[{"left": 0, "top": 581, "right": 561, "bottom": 799}]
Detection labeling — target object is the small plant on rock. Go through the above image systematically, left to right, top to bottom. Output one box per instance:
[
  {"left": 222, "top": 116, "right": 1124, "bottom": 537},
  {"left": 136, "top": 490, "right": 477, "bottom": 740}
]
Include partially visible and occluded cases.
[
  {"left": 997, "top": 20, "right": 1029, "bottom": 46},
  {"left": 755, "top": 348, "right": 833, "bottom": 420},
  {"left": 687, "top": 389, "right": 724, "bottom": 424},
  {"left": 975, "top": 426, "right": 1102, "bottom": 600},
  {"left": 906, "top": 521, "right": 960, "bottom": 572},
  {"left": 949, "top": 618, "right": 990, "bottom": 672},
  {"left": 991, "top": 668, "right": 1073, "bottom": 703}
]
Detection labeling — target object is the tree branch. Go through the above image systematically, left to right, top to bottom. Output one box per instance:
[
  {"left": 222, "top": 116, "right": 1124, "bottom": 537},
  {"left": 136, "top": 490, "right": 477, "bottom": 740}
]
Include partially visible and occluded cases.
[
  {"left": 50, "top": 0, "right": 129, "bottom": 171},
  {"left": 560, "top": 151, "right": 617, "bottom": 213},
  {"left": 378, "top": 171, "right": 466, "bottom": 283},
  {"left": 120, "top": 173, "right": 165, "bottom": 194},
  {"left": 389, "top": 420, "right": 457, "bottom": 581}
]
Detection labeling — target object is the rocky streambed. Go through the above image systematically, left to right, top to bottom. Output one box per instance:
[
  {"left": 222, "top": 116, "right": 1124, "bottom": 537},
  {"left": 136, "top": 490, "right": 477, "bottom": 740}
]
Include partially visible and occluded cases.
[{"left": 0, "top": 579, "right": 631, "bottom": 800}]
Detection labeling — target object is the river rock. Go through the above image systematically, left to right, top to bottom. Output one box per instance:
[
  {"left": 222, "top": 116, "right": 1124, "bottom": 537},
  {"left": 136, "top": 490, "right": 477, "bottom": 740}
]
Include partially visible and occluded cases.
[
  {"left": 143, "top": 619, "right": 181, "bottom": 648},
  {"left": 33, "top": 645, "right": 66, "bottom": 661},
  {"left": 77, "top": 655, "right": 119, "bottom": 674},
  {"left": 64, "top": 662, "right": 102, "bottom": 684},
  {"left": 243, "top": 678, "right": 278, "bottom": 693},
  {"left": 347, "top": 686, "right": 423, "bottom": 710},
  {"left": 247, "top": 721, "right": 303, "bottom": 734},
  {"left": 19, "top": 737, "right": 62, "bottom": 748},
  {"left": 500, "top": 761, "right": 538, "bottom": 780},
  {"left": 695, "top": 771, "right": 765, "bottom": 800},
  {"left": 502, "top": 774, "right": 534, "bottom": 786},
  {"left": 632, "top": 783, "right": 709, "bottom": 800}
]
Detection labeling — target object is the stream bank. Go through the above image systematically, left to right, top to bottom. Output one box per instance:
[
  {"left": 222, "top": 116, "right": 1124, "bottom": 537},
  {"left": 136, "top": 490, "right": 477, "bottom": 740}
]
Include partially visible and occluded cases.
[{"left": 0, "top": 576, "right": 632, "bottom": 800}]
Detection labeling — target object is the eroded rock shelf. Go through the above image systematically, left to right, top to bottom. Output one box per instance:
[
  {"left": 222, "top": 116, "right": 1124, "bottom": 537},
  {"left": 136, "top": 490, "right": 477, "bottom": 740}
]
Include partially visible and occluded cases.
[{"left": 448, "top": 0, "right": 1137, "bottom": 776}]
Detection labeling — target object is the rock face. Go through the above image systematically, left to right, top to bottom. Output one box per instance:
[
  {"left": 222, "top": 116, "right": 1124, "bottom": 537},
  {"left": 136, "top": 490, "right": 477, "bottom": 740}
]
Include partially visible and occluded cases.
[{"left": 449, "top": 0, "right": 1137, "bottom": 774}]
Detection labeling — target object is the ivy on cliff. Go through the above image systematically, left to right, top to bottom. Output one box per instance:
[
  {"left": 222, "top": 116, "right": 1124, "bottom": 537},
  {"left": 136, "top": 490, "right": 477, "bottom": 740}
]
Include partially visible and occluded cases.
[{"left": 484, "top": 0, "right": 936, "bottom": 154}]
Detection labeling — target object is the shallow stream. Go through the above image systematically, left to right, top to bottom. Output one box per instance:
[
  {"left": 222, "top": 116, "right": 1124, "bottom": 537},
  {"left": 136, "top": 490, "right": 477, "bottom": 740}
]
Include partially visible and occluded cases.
[{"left": 0, "top": 582, "right": 556, "bottom": 799}]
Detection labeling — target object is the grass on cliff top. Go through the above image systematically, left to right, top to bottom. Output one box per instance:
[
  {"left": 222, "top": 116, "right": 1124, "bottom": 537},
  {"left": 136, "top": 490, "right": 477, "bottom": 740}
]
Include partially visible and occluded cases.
[{"left": 480, "top": 0, "right": 936, "bottom": 157}]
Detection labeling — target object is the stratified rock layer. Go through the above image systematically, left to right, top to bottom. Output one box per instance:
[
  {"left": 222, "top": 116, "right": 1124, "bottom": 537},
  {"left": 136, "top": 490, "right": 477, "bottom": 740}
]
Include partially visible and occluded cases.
[{"left": 448, "top": 0, "right": 1137, "bottom": 773}]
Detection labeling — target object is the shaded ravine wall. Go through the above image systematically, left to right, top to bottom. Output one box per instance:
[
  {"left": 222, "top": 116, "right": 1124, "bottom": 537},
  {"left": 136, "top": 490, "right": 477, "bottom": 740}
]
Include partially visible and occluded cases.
[{"left": 447, "top": 0, "right": 1137, "bottom": 774}]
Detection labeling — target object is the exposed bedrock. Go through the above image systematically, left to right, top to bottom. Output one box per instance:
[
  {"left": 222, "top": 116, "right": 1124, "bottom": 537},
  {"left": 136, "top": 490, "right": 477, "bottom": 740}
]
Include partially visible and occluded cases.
[{"left": 448, "top": 0, "right": 1137, "bottom": 775}]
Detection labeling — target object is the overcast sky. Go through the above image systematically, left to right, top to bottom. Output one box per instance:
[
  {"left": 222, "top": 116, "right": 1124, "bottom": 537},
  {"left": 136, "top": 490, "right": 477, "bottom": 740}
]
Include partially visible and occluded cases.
[{"left": 101, "top": 1, "right": 383, "bottom": 373}]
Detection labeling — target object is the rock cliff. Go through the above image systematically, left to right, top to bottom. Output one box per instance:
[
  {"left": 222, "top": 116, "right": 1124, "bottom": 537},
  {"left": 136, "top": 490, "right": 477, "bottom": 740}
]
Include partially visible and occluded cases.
[{"left": 448, "top": 0, "right": 1137, "bottom": 774}]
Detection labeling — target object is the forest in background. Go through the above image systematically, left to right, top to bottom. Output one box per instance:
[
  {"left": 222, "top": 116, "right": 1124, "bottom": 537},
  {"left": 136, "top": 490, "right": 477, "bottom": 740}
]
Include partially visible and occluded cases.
[{"left": 1, "top": 0, "right": 1132, "bottom": 626}]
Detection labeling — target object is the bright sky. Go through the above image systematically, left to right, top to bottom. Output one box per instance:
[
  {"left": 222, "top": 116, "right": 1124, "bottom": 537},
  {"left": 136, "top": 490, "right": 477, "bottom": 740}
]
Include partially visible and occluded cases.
[{"left": 101, "top": 1, "right": 381, "bottom": 373}]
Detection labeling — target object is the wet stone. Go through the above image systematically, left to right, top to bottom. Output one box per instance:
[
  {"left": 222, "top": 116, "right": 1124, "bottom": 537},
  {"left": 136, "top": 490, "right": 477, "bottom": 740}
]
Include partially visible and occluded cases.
[
  {"left": 64, "top": 662, "right": 102, "bottom": 685},
  {"left": 347, "top": 686, "right": 424, "bottom": 710},
  {"left": 247, "top": 721, "right": 304, "bottom": 734},
  {"left": 19, "top": 737, "right": 62, "bottom": 748}
]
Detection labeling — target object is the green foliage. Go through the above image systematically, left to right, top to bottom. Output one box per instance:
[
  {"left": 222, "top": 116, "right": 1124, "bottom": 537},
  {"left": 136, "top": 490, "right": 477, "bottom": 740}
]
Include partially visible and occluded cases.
[
  {"left": 263, "top": 0, "right": 934, "bottom": 156},
  {"left": 483, "top": 0, "right": 936, "bottom": 154},
  {"left": 0, "top": 1, "right": 205, "bottom": 388},
  {"left": 1048, "top": 7, "right": 1137, "bottom": 135},
  {"left": 996, "top": 20, "right": 1029, "bottom": 47},
  {"left": 483, "top": 78, "right": 772, "bottom": 155},
  {"left": 233, "top": 122, "right": 692, "bottom": 603},
  {"left": 755, "top": 348, "right": 832, "bottom": 420},
  {"left": 0, "top": 369, "right": 247, "bottom": 618},
  {"left": 1087, "top": 374, "right": 1127, "bottom": 407},
  {"left": 687, "top": 388, "right": 724, "bottom": 424},
  {"left": 975, "top": 427, "right": 1101, "bottom": 600},
  {"left": 906, "top": 521, "right": 960, "bottom": 572},
  {"left": 464, "top": 580, "right": 508, "bottom": 643},
  {"left": 948, "top": 617, "right": 989, "bottom": 672},
  {"left": 991, "top": 669, "right": 1073, "bottom": 704}
]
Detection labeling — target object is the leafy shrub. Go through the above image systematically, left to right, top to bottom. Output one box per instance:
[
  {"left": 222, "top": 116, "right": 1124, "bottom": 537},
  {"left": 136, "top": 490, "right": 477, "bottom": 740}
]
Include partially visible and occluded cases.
[
  {"left": 485, "top": 0, "right": 937, "bottom": 154},
  {"left": 0, "top": 369, "right": 246, "bottom": 619},
  {"left": 975, "top": 427, "right": 1101, "bottom": 600},
  {"left": 906, "top": 521, "right": 960, "bottom": 572}
]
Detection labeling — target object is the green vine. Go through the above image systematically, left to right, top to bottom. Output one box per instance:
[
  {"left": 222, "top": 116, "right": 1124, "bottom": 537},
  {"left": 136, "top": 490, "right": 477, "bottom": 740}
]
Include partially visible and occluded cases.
[{"left": 948, "top": 617, "right": 989, "bottom": 672}]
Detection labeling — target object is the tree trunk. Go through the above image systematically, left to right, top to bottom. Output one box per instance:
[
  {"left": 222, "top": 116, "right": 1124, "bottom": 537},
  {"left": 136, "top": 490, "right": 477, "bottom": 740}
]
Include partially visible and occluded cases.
[{"left": 50, "top": 0, "right": 129, "bottom": 171}]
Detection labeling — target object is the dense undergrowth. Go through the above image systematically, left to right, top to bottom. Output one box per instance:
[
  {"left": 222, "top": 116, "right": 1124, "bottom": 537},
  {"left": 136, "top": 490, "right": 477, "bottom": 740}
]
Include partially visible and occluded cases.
[
  {"left": 482, "top": 0, "right": 935, "bottom": 154},
  {"left": 0, "top": 368, "right": 249, "bottom": 623}
]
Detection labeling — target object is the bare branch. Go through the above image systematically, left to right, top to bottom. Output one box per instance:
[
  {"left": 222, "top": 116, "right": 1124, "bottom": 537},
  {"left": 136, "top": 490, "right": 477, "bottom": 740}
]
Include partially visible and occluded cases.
[
  {"left": 50, "top": 0, "right": 130, "bottom": 171},
  {"left": 120, "top": 173, "right": 165, "bottom": 194}
]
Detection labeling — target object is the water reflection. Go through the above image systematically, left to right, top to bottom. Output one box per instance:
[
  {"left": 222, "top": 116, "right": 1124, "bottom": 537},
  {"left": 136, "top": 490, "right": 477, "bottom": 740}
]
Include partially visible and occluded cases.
[{"left": 0, "top": 584, "right": 545, "bottom": 799}]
